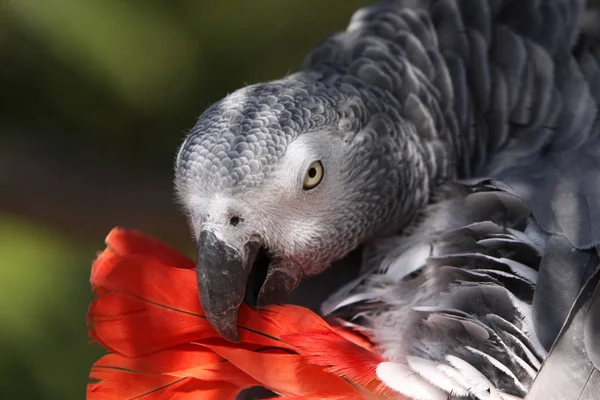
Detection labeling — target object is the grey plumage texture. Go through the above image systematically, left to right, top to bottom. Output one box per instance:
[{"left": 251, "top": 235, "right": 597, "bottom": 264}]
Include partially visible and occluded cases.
[
  {"left": 175, "top": 0, "right": 600, "bottom": 399},
  {"left": 325, "top": 182, "right": 546, "bottom": 399},
  {"left": 526, "top": 261, "right": 600, "bottom": 400}
]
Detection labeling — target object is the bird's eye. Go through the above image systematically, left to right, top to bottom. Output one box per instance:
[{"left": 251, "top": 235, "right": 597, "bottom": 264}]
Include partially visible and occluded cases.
[{"left": 303, "top": 160, "right": 324, "bottom": 190}]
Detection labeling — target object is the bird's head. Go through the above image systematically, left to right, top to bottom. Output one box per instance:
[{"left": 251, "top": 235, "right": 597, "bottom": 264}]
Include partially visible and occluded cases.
[{"left": 175, "top": 76, "right": 432, "bottom": 341}]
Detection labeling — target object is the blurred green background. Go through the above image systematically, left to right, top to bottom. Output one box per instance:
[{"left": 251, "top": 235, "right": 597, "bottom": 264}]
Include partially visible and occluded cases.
[{"left": 0, "top": 0, "right": 370, "bottom": 398}]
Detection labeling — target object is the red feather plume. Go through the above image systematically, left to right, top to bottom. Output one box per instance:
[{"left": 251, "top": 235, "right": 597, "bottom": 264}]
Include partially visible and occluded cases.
[{"left": 86, "top": 227, "right": 399, "bottom": 399}]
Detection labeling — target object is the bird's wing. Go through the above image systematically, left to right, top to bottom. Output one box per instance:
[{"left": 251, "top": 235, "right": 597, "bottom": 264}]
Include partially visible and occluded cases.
[
  {"left": 325, "top": 0, "right": 600, "bottom": 391},
  {"left": 326, "top": 174, "right": 600, "bottom": 398},
  {"left": 324, "top": 182, "right": 549, "bottom": 399},
  {"left": 526, "top": 262, "right": 600, "bottom": 399}
]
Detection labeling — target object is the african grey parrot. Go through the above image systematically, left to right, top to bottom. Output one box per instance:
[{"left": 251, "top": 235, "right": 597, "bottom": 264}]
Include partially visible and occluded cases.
[{"left": 174, "top": 0, "right": 600, "bottom": 398}]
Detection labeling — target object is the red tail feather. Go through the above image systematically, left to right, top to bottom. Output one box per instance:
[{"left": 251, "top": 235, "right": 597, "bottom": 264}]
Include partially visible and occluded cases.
[
  {"left": 87, "top": 228, "right": 393, "bottom": 400},
  {"left": 105, "top": 228, "right": 194, "bottom": 270},
  {"left": 88, "top": 255, "right": 215, "bottom": 357},
  {"left": 284, "top": 329, "right": 382, "bottom": 389},
  {"left": 202, "top": 342, "right": 358, "bottom": 397},
  {"left": 92, "top": 345, "right": 259, "bottom": 387},
  {"left": 88, "top": 365, "right": 240, "bottom": 400}
]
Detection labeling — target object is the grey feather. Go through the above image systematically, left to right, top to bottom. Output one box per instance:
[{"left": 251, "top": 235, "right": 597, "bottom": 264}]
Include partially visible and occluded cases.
[
  {"left": 325, "top": 184, "right": 546, "bottom": 399},
  {"left": 532, "top": 235, "right": 599, "bottom": 350},
  {"left": 526, "top": 267, "right": 600, "bottom": 400},
  {"left": 585, "top": 276, "right": 600, "bottom": 371}
]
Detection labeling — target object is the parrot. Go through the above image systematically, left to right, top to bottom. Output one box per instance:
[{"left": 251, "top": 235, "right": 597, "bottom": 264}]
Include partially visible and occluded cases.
[{"left": 173, "top": 0, "right": 600, "bottom": 398}]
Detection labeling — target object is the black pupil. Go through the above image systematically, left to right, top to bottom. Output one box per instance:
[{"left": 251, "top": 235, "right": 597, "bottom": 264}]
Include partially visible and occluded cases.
[{"left": 308, "top": 167, "right": 317, "bottom": 179}]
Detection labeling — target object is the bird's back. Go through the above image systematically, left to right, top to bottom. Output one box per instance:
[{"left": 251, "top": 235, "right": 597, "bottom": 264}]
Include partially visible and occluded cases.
[
  {"left": 301, "top": 0, "right": 600, "bottom": 249},
  {"left": 312, "top": 1, "right": 600, "bottom": 398}
]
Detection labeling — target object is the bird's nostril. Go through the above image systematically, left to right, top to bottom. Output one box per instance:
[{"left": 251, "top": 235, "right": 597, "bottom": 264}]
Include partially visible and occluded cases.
[{"left": 229, "top": 216, "right": 242, "bottom": 227}]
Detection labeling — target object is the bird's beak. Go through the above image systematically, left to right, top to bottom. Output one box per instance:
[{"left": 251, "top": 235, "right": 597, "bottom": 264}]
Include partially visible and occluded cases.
[{"left": 196, "top": 229, "right": 260, "bottom": 342}]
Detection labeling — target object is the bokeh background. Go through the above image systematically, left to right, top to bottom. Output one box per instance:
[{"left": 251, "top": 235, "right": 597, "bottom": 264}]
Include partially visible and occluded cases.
[
  {"left": 0, "top": 0, "right": 370, "bottom": 398},
  {"left": 2, "top": 1, "right": 600, "bottom": 399}
]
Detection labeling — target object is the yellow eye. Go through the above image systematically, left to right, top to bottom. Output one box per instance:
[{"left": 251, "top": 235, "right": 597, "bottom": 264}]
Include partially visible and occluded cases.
[{"left": 303, "top": 160, "right": 324, "bottom": 190}]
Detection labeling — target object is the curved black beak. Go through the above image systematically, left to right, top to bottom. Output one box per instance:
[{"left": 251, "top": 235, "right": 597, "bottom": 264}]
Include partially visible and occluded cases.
[{"left": 196, "top": 230, "right": 260, "bottom": 342}]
